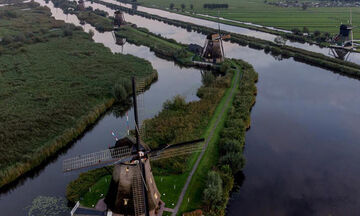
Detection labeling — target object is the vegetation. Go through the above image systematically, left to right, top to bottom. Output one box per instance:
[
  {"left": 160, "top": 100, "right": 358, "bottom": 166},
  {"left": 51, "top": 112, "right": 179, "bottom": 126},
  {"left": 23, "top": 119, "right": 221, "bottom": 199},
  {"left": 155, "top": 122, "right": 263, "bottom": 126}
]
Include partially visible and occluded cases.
[
  {"left": 52, "top": 0, "right": 113, "bottom": 31},
  {"left": 0, "top": 3, "right": 157, "bottom": 188},
  {"left": 78, "top": 11, "right": 113, "bottom": 31},
  {"left": 115, "top": 25, "right": 194, "bottom": 65},
  {"left": 201, "top": 59, "right": 257, "bottom": 215}
]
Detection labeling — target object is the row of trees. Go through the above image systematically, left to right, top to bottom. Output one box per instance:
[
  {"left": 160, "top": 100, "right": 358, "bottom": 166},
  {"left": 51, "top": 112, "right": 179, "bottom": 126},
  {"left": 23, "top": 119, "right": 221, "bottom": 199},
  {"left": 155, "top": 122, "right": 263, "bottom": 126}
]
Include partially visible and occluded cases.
[
  {"left": 169, "top": 3, "right": 194, "bottom": 11},
  {"left": 203, "top": 3, "right": 229, "bottom": 9},
  {"left": 291, "top": 27, "right": 332, "bottom": 43},
  {"left": 203, "top": 60, "right": 258, "bottom": 215}
]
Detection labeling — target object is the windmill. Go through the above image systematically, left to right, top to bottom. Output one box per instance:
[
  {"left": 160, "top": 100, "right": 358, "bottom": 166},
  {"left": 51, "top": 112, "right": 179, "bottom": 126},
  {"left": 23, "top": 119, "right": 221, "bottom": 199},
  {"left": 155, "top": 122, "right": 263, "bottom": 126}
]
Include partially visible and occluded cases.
[
  {"left": 77, "top": 0, "right": 85, "bottom": 11},
  {"left": 330, "top": 9, "right": 359, "bottom": 59},
  {"left": 114, "top": 10, "right": 126, "bottom": 28},
  {"left": 201, "top": 11, "right": 230, "bottom": 63},
  {"left": 64, "top": 77, "right": 204, "bottom": 216}
]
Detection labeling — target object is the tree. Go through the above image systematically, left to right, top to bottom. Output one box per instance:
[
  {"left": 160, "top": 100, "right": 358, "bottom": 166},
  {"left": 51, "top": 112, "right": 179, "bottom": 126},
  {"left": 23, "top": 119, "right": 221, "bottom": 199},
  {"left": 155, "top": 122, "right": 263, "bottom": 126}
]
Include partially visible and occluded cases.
[
  {"left": 169, "top": 3, "right": 174, "bottom": 10},
  {"left": 181, "top": 3, "right": 185, "bottom": 11},
  {"left": 291, "top": 28, "right": 302, "bottom": 36},
  {"left": 314, "top": 30, "right": 321, "bottom": 37},
  {"left": 203, "top": 171, "right": 223, "bottom": 208}
]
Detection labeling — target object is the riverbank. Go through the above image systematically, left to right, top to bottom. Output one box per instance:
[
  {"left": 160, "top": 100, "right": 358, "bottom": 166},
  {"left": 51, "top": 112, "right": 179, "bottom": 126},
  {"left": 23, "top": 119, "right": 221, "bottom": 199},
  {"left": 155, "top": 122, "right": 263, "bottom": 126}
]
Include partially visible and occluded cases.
[
  {"left": 95, "top": 0, "right": 360, "bottom": 77},
  {"left": 0, "top": 2, "right": 157, "bottom": 188},
  {"left": 115, "top": 25, "right": 195, "bottom": 66},
  {"left": 178, "top": 59, "right": 258, "bottom": 215}
]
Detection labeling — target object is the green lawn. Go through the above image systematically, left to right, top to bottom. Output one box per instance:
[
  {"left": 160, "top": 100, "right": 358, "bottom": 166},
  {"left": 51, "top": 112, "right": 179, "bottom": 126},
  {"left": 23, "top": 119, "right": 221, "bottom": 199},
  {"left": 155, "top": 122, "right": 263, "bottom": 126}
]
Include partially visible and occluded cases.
[{"left": 137, "top": 0, "right": 360, "bottom": 39}]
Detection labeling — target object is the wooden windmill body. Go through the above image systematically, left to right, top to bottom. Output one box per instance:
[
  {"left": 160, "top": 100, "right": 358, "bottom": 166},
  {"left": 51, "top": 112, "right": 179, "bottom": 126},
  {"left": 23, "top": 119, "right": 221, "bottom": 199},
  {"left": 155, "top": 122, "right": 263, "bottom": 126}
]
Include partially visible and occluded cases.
[
  {"left": 77, "top": 0, "right": 85, "bottom": 11},
  {"left": 114, "top": 11, "right": 126, "bottom": 27},
  {"left": 201, "top": 14, "right": 230, "bottom": 64},
  {"left": 64, "top": 77, "right": 204, "bottom": 216}
]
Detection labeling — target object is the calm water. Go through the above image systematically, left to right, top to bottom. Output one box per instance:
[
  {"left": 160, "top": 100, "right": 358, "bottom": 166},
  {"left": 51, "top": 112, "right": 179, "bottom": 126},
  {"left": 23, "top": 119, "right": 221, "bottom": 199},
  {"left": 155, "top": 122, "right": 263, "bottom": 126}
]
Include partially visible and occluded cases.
[{"left": 1, "top": 1, "right": 360, "bottom": 215}]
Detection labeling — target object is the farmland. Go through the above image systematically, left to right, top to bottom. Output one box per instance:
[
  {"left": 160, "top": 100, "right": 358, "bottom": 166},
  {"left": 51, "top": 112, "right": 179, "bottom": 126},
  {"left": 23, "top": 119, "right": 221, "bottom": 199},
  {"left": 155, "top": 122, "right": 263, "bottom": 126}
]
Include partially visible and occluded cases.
[{"left": 137, "top": 0, "right": 360, "bottom": 39}]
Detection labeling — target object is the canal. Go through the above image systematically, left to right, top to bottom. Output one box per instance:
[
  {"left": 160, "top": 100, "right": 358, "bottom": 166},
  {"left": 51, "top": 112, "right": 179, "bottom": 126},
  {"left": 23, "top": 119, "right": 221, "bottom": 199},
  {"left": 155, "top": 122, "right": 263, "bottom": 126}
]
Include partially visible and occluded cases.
[{"left": 0, "top": 1, "right": 360, "bottom": 215}]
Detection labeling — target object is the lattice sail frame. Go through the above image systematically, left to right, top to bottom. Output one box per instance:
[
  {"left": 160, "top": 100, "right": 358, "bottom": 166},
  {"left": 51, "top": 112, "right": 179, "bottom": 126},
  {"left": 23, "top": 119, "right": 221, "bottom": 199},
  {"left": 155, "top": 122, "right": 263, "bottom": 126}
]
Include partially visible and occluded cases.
[
  {"left": 150, "top": 143, "right": 203, "bottom": 161},
  {"left": 63, "top": 146, "right": 132, "bottom": 172}
]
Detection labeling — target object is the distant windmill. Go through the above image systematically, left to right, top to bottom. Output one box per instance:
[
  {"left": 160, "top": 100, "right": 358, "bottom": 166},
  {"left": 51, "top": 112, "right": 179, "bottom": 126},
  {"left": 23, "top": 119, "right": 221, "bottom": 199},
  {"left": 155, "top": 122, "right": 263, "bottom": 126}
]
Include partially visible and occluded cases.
[
  {"left": 77, "top": 0, "right": 85, "bottom": 11},
  {"left": 330, "top": 8, "right": 359, "bottom": 59},
  {"left": 114, "top": 10, "right": 126, "bottom": 27},
  {"left": 201, "top": 11, "right": 230, "bottom": 63},
  {"left": 64, "top": 77, "right": 204, "bottom": 216}
]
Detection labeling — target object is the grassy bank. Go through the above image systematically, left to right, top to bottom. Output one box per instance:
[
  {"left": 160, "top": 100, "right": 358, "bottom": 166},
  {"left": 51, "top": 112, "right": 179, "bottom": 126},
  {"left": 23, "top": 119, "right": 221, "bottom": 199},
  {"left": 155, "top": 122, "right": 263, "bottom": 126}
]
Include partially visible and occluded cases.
[
  {"left": 95, "top": 0, "right": 360, "bottom": 77},
  {"left": 0, "top": 3, "right": 157, "bottom": 188},
  {"left": 115, "top": 25, "right": 194, "bottom": 66},
  {"left": 178, "top": 59, "right": 257, "bottom": 215}
]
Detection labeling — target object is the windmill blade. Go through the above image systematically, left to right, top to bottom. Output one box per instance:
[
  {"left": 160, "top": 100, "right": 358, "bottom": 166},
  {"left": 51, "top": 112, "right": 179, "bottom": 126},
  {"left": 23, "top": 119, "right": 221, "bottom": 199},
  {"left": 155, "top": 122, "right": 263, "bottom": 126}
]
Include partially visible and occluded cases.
[
  {"left": 149, "top": 138, "right": 205, "bottom": 161},
  {"left": 150, "top": 138, "right": 205, "bottom": 152},
  {"left": 150, "top": 143, "right": 203, "bottom": 161},
  {"left": 63, "top": 146, "right": 132, "bottom": 172},
  {"left": 132, "top": 163, "right": 147, "bottom": 216}
]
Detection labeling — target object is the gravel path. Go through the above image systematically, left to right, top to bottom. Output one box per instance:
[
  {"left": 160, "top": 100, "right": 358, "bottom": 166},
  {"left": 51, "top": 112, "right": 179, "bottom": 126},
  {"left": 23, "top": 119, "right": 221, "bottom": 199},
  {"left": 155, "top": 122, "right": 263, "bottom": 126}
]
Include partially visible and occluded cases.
[{"left": 171, "top": 68, "right": 241, "bottom": 216}]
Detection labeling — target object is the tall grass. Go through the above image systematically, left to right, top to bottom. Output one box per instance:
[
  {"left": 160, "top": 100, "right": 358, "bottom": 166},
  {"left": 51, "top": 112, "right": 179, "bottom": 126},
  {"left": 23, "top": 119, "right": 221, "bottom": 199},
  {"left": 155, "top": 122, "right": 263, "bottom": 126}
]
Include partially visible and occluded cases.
[{"left": 0, "top": 3, "right": 157, "bottom": 188}]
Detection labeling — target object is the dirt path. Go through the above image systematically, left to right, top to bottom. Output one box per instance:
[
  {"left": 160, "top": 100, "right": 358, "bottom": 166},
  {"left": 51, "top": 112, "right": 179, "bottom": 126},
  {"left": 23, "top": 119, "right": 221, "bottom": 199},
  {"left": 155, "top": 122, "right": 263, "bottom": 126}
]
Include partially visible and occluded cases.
[{"left": 171, "top": 68, "right": 241, "bottom": 216}]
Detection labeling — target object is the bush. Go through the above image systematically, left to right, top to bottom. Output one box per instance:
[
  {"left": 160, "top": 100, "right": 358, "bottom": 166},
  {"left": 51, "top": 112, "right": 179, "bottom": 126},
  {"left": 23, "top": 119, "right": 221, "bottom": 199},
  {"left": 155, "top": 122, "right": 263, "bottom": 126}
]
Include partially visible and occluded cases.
[
  {"left": 62, "top": 27, "right": 73, "bottom": 37},
  {"left": 202, "top": 71, "right": 215, "bottom": 86},
  {"left": 112, "top": 83, "right": 127, "bottom": 102},
  {"left": 163, "top": 95, "right": 186, "bottom": 111},
  {"left": 219, "top": 139, "right": 242, "bottom": 155},
  {"left": 219, "top": 152, "right": 245, "bottom": 174},
  {"left": 203, "top": 171, "right": 223, "bottom": 207}
]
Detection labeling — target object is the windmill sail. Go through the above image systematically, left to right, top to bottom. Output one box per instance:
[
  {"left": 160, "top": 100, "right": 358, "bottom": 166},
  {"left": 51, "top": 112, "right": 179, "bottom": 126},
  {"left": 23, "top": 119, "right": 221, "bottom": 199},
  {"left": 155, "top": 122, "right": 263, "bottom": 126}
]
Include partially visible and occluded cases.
[{"left": 63, "top": 145, "right": 132, "bottom": 172}]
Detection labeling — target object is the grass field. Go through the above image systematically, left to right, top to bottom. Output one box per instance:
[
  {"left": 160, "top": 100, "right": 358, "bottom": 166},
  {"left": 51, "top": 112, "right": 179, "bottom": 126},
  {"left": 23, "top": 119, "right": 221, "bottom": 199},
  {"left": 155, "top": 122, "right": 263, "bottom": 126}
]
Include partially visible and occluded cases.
[
  {"left": 137, "top": 0, "right": 360, "bottom": 39},
  {"left": 0, "top": 3, "right": 156, "bottom": 187}
]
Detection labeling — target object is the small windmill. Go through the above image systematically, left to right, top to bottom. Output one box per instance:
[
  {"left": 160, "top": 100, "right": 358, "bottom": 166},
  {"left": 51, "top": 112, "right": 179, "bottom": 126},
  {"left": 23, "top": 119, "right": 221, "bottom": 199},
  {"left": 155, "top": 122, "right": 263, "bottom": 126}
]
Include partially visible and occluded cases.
[
  {"left": 77, "top": 0, "right": 85, "bottom": 11},
  {"left": 330, "top": 9, "right": 359, "bottom": 59},
  {"left": 114, "top": 10, "right": 126, "bottom": 27},
  {"left": 201, "top": 11, "right": 230, "bottom": 63},
  {"left": 64, "top": 77, "right": 204, "bottom": 216}
]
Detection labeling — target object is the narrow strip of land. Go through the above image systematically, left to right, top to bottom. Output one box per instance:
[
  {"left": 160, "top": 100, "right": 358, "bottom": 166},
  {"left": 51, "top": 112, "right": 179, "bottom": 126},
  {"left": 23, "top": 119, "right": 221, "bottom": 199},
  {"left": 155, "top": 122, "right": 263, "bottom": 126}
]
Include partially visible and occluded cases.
[{"left": 172, "top": 67, "right": 241, "bottom": 216}]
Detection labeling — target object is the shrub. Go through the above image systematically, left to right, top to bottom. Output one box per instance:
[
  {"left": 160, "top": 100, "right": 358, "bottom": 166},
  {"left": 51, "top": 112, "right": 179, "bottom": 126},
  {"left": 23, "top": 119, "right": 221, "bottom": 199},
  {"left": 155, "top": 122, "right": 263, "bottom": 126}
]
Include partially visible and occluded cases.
[
  {"left": 169, "top": 3, "right": 174, "bottom": 10},
  {"left": 202, "top": 71, "right": 215, "bottom": 87},
  {"left": 112, "top": 83, "right": 127, "bottom": 102},
  {"left": 163, "top": 95, "right": 186, "bottom": 111},
  {"left": 219, "top": 139, "right": 242, "bottom": 155},
  {"left": 219, "top": 152, "right": 245, "bottom": 174},
  {"left": 203, "top": 171, "right": 223, "bottom": 207}
]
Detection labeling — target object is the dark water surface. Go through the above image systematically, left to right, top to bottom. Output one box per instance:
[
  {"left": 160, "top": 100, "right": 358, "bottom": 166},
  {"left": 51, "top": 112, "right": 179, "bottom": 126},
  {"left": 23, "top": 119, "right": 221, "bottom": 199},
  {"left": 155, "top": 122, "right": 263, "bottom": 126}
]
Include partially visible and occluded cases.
[{"left": 1, "top": 1, "right": 360, "bottom": 215}]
